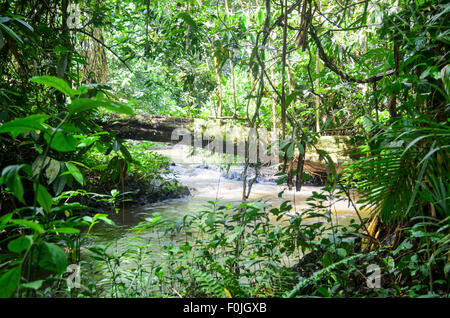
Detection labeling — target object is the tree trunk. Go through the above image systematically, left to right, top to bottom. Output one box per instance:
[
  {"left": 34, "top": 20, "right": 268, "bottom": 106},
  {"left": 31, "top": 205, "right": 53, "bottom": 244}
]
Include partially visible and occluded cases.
[
  {"left": 56, "top": 0, "right": 70, "bottom": 104},
  {"left": 225, "top": 0, "right": 238, "bottom": 117},
  {"left": 280, "top": 0, "right": 288, "bottom": 140},
  {"left": 315, "top": 48, "right": 321, "bottom": 132},
  {"left": 214, "top": 55, "right": 223, "bottom": 118}
]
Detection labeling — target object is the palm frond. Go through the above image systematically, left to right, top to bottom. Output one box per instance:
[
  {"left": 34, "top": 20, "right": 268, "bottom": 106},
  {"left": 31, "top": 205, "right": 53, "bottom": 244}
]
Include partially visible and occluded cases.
[{"left": 353, "top": 118, "right": 450, "bottom": 224}]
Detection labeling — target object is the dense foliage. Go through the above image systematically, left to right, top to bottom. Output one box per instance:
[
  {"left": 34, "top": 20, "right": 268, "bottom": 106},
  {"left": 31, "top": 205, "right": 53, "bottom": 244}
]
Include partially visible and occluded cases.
[{"left": 0, "top": 0, "right": 448, "bottom": 298}]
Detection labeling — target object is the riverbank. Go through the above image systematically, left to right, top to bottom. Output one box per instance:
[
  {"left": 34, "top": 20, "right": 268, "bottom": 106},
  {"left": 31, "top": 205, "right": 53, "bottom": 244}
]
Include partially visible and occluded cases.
[{"left": 80, "top": 141, "right": 191, "bottom": 214}]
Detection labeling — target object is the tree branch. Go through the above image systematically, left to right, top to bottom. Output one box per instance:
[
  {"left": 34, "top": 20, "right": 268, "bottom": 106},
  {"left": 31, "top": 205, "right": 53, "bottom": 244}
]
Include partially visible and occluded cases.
[
  {"left": 263, "top": 0, "right": 303, "bottom": 44},
  {"left": 309, "top": 25, "right": 394, "bottom": 84},
  {"left": 77, "top": 29, "right": 134, "bottom": 74}
]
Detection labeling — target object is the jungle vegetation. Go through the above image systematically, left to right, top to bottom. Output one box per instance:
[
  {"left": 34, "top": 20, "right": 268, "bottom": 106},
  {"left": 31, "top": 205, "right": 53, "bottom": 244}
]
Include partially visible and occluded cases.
[{"left": 0, "top": 0, "right": 449, "bottom": 298}]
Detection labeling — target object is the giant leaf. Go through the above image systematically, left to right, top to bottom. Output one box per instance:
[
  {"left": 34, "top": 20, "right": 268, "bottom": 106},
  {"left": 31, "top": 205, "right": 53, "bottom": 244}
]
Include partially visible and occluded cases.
[
  {"left": 13, "top": 18, "right": 34, "bottom": 32},
  {"left": 0, "top": 22, "right": 23, "bottom": 45},
  {"left": 30, "top": 76, "right": 78, "bottom": 97},
  {"left": 68, "top": 98, "right": 133, "bottom": 115},
  {"left": 0, "top": 114, "right": 50, "bottom": 138},
  {"left": 46, "top": 131, "right": 77, "bottom": 152},
  {"left": 32, "top": 155, "right": 50, "bottom": 177},
  {"left": 45, "top": 159, "right": 60, "bottom": 184},
  {"left": 63, "top": 162, "right": 84, "bottom": 186},
  {"left": 1, "top": 164, "right": 30, "bottom": 203},
  {"left": 52, "top": 173, "right": 68, "bottom": 195},
  {"left": 35, "top": 183, "right": 53, "bottom": 213},
  {"left": 0, "top": 213, "right": 13, "bottom": 229},
  {"left": 10, "top": 219, "right": 43, "bottom": 234},
  {"left": 47, "top": 227, "right": 80, "bottom": 234},
  {"left": 7, "top": 235, "right": 33, "bottom": 253},
  {"left": 38, "top": 242, "right": 68, "bottom": 274},
  {"left": 0, "top": 266, "right": 21, "bottom": 298},
  {"left": 20, "top": 280, "right": 43, "bottom": 291}
]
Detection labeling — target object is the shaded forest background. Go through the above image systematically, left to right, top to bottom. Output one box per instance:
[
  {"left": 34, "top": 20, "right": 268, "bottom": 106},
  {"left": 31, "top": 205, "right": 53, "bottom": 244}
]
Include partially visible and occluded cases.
[{"left": 0, "top": 0, "right": 448, "bottom": 298}]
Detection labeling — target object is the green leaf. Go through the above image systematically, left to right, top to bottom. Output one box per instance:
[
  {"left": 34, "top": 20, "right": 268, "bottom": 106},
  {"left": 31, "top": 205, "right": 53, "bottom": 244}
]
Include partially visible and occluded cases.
[
  {"left": 257, "top": 8, "right": 264, "bottom": 25},
  {"left": 178, "top": 12, "right": 198, "bottom": 30},
  {"left": 239, "top": 15, "right": 248, "bottom": 32},
  {"left": 13, "top": 18, "right": 34, "bottom": 32},
  {"left": 0, "top": 22, "right": 23, "bottom": 45},
  {"left": 441, "top": 64, "right": 450, "bottom": 96},
  {"left": 30, "top": 76, "right": 78, "bottom": 97},
  {"left": 286, "top": 91, "right": 300, "bottom": 108},
  {"left": 67, "top": 98, "right": 97, "bottom": 115},
  {"left": 68, "top": 98, "right": 133, "bottom": 115},
  {"left": 99, "top": 99, "right": 134, "bottom": 115},
  {"left": 0, "top": 114, "right": 50, "bottom": 138},
  {"left": 362, "top": 114, "right": 375, "bottom": 132},
  {"left": 46, "top": 131, "right": 77, "bottom": 152},
  {"left": 279, "top": 139, "right": 290, "bottom": 151},
  {"left": 296, "top": 141, "right": 305, "bottom": 155},
  {"left": 286, "top": 143, "right": 294, "bottom": 159},
  {"left": 120, "top": 144, "right": 133, "bottom": 162},
  {"left": 32, "top": 155, "right": 50, "bottom": 177},
  {"left": 45, "top": 159, "right": 60, "bottom": 184},
  {"left": 63, "top": 162, "right": 84, "bottom": 186},
  {"left": 1, "top": 164, "right": 29, "bottom": 203},
  {"left": 52, "top": 173, "right": 67, "bottom": 195},
  {"left": 302, "top": 173, "right": 311, "bottom": 181},
  {"left": 35, "top": 183, "right": 53, "bottom": 213},
  {"left": 247, "top": 201, "right": 265, "bottom": 210},
  {"left": 206, "top": 212, "right": 215, "bottom": 228},
  {"left": 0, "top": 213, "right": 13, "bottom": 229},
  {"left": 86, "top": 213, "right": 115, "bottom": 233},
  {"left": 92, "top": 214, "right": 115, "bottom": 226},
  {"left": 10, "top": 219, "right": 44, "bottom": 234},
  {"left": 47, "top": 227, "right": 80, "bottom": 234},
  {"left": 8, "top": 235, "right": 33, "bottom": 253},
  {"left": 38, "top": 242, "right": 67, "bottom": 274},
  {"left": 337, "top": 248, "right": 347, "bottom": 258},
  {"left": 322, "top": 253, "right": 333, "bottom": 267},
  {"left": 444, "top": 263, "right": 450, "bottom": 276},
  {"left": 0, "top": 266, "right": 21, "bottom": 298},
  {"left": 20, "top": 280, "right": 43, "bottom": 290},
  {"left": 317, "top": 286, "right": 329, "bottom": 297}
]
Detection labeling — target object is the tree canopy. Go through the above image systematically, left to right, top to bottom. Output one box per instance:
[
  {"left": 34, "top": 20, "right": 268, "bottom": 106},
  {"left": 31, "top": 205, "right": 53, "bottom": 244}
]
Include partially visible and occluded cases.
[{"left": 0, "top": 0, "right": 448, "bottom": 299}]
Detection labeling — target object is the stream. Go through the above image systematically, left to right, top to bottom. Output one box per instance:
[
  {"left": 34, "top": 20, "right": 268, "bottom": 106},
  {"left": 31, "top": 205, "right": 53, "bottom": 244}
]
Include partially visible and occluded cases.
[
  {"left": 80, "top": 142, "right": 370, "bottom": 295},
  {"left": 86, "top": 142, "right": 367, "bottom": 251}
]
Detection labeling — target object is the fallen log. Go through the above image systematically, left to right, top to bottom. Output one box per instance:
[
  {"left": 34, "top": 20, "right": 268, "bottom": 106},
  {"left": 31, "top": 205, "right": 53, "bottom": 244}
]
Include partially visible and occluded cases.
[{"left": 100, "top": 115, "right": 356, "bottom": 177}]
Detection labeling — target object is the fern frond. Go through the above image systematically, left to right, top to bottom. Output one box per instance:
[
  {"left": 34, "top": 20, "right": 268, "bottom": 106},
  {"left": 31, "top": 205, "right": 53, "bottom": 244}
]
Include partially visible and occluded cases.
[{"left": 190, "top": 268, "right": 225, "bottom": 297}]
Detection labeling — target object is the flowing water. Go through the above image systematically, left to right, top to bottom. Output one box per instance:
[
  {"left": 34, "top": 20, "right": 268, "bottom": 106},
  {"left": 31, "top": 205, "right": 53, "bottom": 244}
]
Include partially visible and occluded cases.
[
  {"left": 86, "top": 142, "right": 367, "bottom": 251},
  {"left": 83, "top": 143, "right": 369, "bottom": 295}
]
